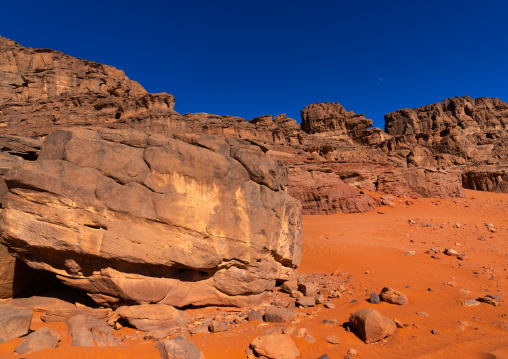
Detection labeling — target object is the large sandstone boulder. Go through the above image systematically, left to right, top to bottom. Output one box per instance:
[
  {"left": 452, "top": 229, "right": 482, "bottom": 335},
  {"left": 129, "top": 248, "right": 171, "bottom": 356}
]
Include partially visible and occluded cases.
[
  {"left": 0, "top": 128, "right": 302, "bottom": 307},
  {"left": 349, "top": 308, "right": 396, "bottom": 343}
]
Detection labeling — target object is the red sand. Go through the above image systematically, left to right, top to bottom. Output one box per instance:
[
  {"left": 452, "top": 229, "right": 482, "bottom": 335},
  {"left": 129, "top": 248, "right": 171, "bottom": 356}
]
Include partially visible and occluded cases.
[{"left": 1, "top": 189, "right": 507, "bottom": 358}]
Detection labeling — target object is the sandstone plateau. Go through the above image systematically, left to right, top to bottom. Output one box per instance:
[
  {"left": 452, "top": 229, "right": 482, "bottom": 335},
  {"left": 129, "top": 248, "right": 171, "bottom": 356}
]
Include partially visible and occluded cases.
[{"left": 0, "top": 36, "right": 507, "bottom": 359}]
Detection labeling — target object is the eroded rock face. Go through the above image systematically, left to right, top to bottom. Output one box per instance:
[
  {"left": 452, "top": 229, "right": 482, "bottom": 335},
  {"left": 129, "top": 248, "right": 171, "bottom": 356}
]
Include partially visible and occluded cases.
[
  {"left": 0, "top": 36, "right": 176, "bottom": 137},
  {"left": 301, "top": 102, "right": 372, "bottom": 140},
  {"left": 0, "top": 128, "right": 302, "bottom": 307},
  {"left": 288, "top": 169, "right": 380, "bottom": 215}
]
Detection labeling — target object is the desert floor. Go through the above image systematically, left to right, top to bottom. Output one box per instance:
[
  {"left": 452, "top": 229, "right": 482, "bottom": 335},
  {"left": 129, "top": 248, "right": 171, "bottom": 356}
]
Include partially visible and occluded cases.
[{"left": 1, "top": 189, "right": 507, "bottom": 359}]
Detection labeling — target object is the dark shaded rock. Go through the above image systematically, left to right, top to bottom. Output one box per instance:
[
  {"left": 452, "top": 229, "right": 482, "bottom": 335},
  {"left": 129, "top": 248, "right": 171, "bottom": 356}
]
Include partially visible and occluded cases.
[
  {"left": 369, "top": 293, "right": 380, "bottom": 304},
  {"left": 263, "top": 308, "right": 297, "bottom": 323},
  {"left": 247, "top": 310, "right": 264, "bottom": 322}
]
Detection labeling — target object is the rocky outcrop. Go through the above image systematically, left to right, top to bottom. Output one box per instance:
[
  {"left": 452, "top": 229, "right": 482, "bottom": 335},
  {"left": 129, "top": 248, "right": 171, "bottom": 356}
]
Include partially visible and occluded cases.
[
  {"left": 0, "top": 36, "right": 176, "bottom": 137},
  {"left": 385, "top": 96, "right": 508, "bottom": 136},
  {"left": 301, "top": 102, "right": 373, "bottom": 141},
  {"left": 0, "top": 128, "right": 301, "bottom": 307},
  {"left": 462, "top": 166, "right": 508, "bottom": 192},
  {"left": 288, "top": 169, "right": 380, "bottom": 214}
]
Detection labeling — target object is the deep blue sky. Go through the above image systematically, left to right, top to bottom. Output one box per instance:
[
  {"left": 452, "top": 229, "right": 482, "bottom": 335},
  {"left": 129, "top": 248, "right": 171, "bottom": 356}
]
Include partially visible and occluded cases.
[{"left": 2, "top": 0, "right": 507, "bottom": 129}]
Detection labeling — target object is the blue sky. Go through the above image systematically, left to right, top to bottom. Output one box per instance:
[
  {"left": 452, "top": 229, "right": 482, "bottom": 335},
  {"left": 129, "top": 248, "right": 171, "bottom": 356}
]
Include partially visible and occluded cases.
[{"left": 2, "top": 0, "right": 507, "bottom": 129}]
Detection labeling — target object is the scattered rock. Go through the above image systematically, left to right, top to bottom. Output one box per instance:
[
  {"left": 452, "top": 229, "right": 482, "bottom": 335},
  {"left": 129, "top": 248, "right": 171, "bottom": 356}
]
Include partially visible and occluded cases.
[
  {"left": 444, "top": 248, "right": 459, "bottom": 257},
  {"left": 405, "top": 251, "right": 415, "bottom": 256},
  {"left": 298, "top": 281, "right": 318, "bottom": 296},
  {"left": 379, "top": 287, "right": 408, "bottom": 305},
  {"left": 315, "top": 293, "right": 325, "bottom": 304},
  {"left": 369, "top": 293, "right": 380, "bottom": 304},
  {"left": 296, "top": 296, "right": 316, "bottom": 308},
  {"left": 477, "top": 296, "right": 499, "bottom": 306},
  {"left": 462, "top": 300, "right": 481, "bottom": 307},
  {"left": 324, "top": 302, "right": 335, "bottom": 309},
  {"left": 0, "top": 304, "right": 33, "bottom": 342},
  {"left": 116, "top": 304, "right": 188, "bottom": 331},
  {"left": 264, "top": 308, "right": 297, "bottom": 323},
  {"left": 349, "top": 308, "right": 397, "bottom": 343},
  {"left": 248, "top": 310, "right": 264, "bottom": 322},
  {"left": 416, "top": 312, "right": 430, "bottom": 317},
  {"left": 209, "top": 320, "right": 228, "bottom": 333},
  {"left": 14, "top": 327, "right": 60, "bottom": 355},
  {"left": 431, "top": 329, "right": 439, "bottom": 335},
  {"left": 250, "top": 333, "right": 300, "bottom": 359},
  {"left": 325, "top": 334, "right": 339, "bottom": 344},
  {"left": 156, "top": 335, "right": 205, "bottom": 359},
  {"left": 347, "top": 348, "right": 358, "bottom": 357},
  {"left": 317, "top": 355, "right": 330, "bottom": 359}
]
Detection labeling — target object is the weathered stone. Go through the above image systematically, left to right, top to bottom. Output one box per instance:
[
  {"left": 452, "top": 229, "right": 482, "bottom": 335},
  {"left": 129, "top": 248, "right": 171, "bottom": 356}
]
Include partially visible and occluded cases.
[
  {"left": 0, "top": 128, "right": 302, "bottom": 307},
  {"left": 379, "top": 287, "right": 408, "bottom": 305},
  {"left": 369, "top": 293, "right": 380, "bottom": 304},
  {"left": 296, "top": 296, "right": 316, "bottom": 308},
  {"left": 0, "top": 304, "right": 32, "bottom": 342},
  {"left": 116, "top": 304, "right": 188, "bottom": 331},
  {"left": 264, "top": 308, "right": 297, "bottom": 323},
  {"left": 349, "top": 308, "right": 397, "bottom": 343},
  {"left": 208, "top": 320, "right": 228, "bottom": 333},
  {"left": 14, "top": 327, "right": 60, "bottom": 354},
  {"left": 250, "top": 333, "right": 300, "bottom": 359},
  {"left": 325, "top": 334, "right": 339, "bottom": 344},
  {"left": 156, "top": 336, "right": 205, "bottom": 359}
]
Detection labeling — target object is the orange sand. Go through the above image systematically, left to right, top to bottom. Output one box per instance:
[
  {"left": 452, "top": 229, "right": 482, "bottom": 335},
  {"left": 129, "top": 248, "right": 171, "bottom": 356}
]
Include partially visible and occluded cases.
[{"left": 0, "top": 189, "right": 506, "bottom": 359}]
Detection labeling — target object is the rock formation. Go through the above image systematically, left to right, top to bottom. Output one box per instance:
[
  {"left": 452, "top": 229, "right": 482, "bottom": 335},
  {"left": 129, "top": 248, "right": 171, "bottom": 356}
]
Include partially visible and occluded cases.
[{"left": 0, "top": 127, "right": 301, "bottom": 307}]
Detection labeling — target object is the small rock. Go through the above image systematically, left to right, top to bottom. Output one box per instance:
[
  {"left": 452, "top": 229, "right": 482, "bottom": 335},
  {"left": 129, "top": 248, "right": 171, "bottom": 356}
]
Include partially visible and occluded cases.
[
  {"left": 444, "top": 248, "right": 459, "bottom": 257},
  {"left": 405, "top": 251, "right": 415, "bottom": 256},
  {"left": 298, "top": 281, "right": 318, "bottom": 296},
  {"left": 380, "top": 287, "right": 409, "bottom": 305},
  {"left": 315, "top": 293, "right": 325, "bottom": 304},
  {"left": 369, "top": 293, "right": 380, "bottom": 304},
  {"left": 296, "top": 296, "right": 316, "bottom": 308},
  {"left": 477, "top": 296, "right": 499, "bottom": 306},
  {"left": 462, "top": 300, "right": 481, "bottom": 307},
  {"left": 324, "top": 302, "right": 335, "bottom": 309},
  {"left": 263, "top": 308, "right": 297, "bottom": 323},
  {"left": 349, "top": 308, "right": 396, "bottom": 343},
  {"left": 247, "top": 310, "right": 264, "bottom": 322},
  {"left": 416, "top": 312, "right": 430, "bottom": 317},
  {"left": 393, "top": 319, "right": 404, "bottom": 328},
  {"left": 209, "top": 320, "right": 228, "bottom": 333},
  {"left": 283, "top": 326, "right": 296, "bottom": 335},
  {"left": 14, "top": 327, "right": 60, "bottom": 355},
  {"left": 294, "top": 328, "right": 309, "bottom": 338},
  {"left": 431, "top": 329, "right": 439, "bottom": 335},
  {"left": 250, "top": 334, "right": 300, "bottom": 359},
  {"left": 304, "top": 334, "right": 316, "bottom": 343},
  {"left": 325, "top": 334, "right": 339, "bottom": 345},
  {"left": 156, "top": 336, "right": 205, "bottom": 359},
  {"left": 347, "top": 348, "right": 358, "bottom": 357},
  {"left": 317, "top": 355, "right": 330, "bottom": 359}
]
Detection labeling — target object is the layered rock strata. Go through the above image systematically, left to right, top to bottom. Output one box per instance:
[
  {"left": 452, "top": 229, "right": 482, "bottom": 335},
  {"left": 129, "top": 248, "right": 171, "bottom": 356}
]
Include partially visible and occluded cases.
[{"left": 0, "top": 128, "right": 301, "bottom": 307}]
